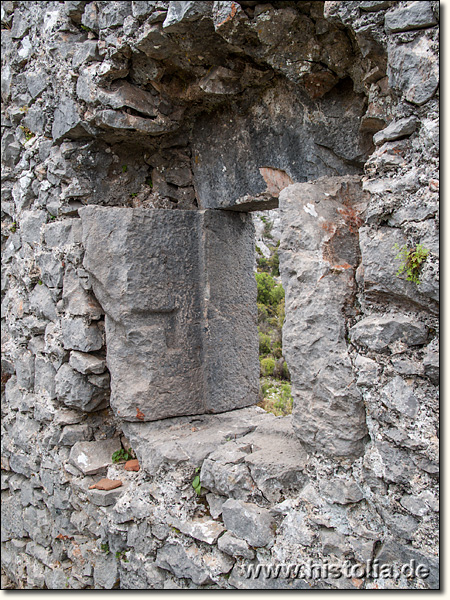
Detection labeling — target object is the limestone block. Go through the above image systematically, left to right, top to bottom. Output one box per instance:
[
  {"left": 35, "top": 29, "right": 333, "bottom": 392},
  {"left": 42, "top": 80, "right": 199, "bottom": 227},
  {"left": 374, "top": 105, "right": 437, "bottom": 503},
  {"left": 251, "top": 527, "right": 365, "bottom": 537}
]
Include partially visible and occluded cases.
[
  {"left": 98, "top": 2, "right": 132, "bottom": 29},
  {"left": 162, "top": 2, "right": 211, "bottom": 32},
  {"left": 385, "top": 2, "right": 437, "bottom": 33},
  {"left": 388, "top": 36, "right": 439, "bottom": 105},
  {"left": 191, "top": 83, "right": 367, "bottom": 210},
  {"left": 52, "top": 97, "right": 88, "bottom": 142},
  {"left": 373, "top": 116, "right": 418, "bottom": 145},
  {"left": 279, "top": 177, "right": 368, "bottom": 458},
  {"left": 81, "top": 207, "right": 258, "bottom": 422},
  {"left": 44, "top": 220, "right": 83, "bottom": 248},
  {"left": 358, "top": 226, "right": 438, "bottom": 314},
  {"left": 36, "top": 252, "right": 64, "bottom": 288},
  {"left": 62, "top": 265, "right": 103, "bottom": 318},
  {"left": 29, "top": 283, "right": 57, "bottom": 321},
  {"left": 350, "top": 314, "right": 429, "bottom": 351},
  {"left": 61, "top": 317, "right": 103, "bottom": 352},
  {"left": 423, "top": 338, "right": 439, "bottom": 385},
  {"left": 15, "top": 350, "right": 35, "bottom": 391},
  {"left": 69, "top": 350, "right": 106, "bottom": 374},
  {"left": 34, "top": 356, "right": 57, "bottom": 398},
  {"left": 55, "top": 363, "right": 108, "bottom": 412},
  {"left": 379, "top": 376, "right": 419, "bottom": 418},
  {"left": 58, "top": 424, "right": 92, "bottom": 445},
  {"left": 68, "top": 438, "right": 122, "bottom": 475},
  {"left": 222, "top": 498, "right": 274, "bottom": 548},
  {"left": 169, "top": 517, "right": 225, "bottom": 544},
  {"left": 218, "top": 532, "right": 254, "bottom": 559},
  {"left": 156, "top": 542, "right": 212, "bottom": 585}
]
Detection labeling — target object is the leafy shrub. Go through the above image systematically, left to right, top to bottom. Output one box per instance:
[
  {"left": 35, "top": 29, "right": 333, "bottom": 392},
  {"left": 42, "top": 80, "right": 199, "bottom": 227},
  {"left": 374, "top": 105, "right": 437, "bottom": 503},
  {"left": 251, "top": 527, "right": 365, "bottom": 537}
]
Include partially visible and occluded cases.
[
  {"left": 393, "top": 243, "right": 430, "bottom": 285},
  {"left": 255, "top": 272, "right": 285, "bottom": 307},
  {"left": 259, "top": 331, "right": 272, "bottom": 355},
  {"left": 260, "top": 357, "right": 275, "bottom": 377},
  {"left": 112, "top": 448, "right": 134, "bottom": 463}
]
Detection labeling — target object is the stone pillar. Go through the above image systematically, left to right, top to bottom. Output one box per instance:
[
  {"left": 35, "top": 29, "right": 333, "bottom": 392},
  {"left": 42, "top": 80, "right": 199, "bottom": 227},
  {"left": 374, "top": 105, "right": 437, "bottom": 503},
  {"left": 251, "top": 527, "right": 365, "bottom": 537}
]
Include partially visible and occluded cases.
[
  {"left": 279, "top": 176, "right": 368, "bottom": 458},
  {"left": 80, "top": 207, "right": 258, "bottom": 421}
]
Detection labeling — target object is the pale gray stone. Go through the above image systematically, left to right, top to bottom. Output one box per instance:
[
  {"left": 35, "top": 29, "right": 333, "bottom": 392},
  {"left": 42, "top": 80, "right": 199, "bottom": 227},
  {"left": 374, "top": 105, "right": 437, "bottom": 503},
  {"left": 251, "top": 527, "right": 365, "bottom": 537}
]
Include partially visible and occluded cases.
[
  {"left": 65, "top": 1, "right": 89, "bottom": 23},
  {"left": 360, "top": 1, "right": 393, "bottom": 11},
  {"left": 98, "top": 2, "right": 132, "bottom": 28},
  {"left": 132, "top": 2, "right": 168, "bottom": 21},
  {"left": 162, "top": 2, "right": 211, "bottom": 31},
  {"left": 385, "top": 2, "right": 437, "bottom": 33},
  {"left": 388, "top": 36, "right": 439, "bottom": 105},
  {"left": 72, "top": 41, "right": 101, "bottom": 68},
  {"left": 26, "top": 68, "right": 48, "bottom": 99},
  {"left": 52, "top": 97, "right": 88, "bottom": 142},
  {"left": 373, "top": 117, "right": 418, "bottom": 145},
  {"left": 1, "top": 130, "right": 21, "bottom": 167},
  {"left": 81, "top": 206, "right": 258, "bottom": 422},
  {"left": 20, "top": 210, "right": 46, "bottom": 247},
  {"left": 44, "top": 219, "right": 83, "bottom": 248},
  {"left": 358, "top": 226, "right": 438, "bottom": 313},
  {"left": 36, "top": 252, "right": 64, "bottom": 288},
  {"left": 62, "top": 264, "right": 103, "bottom": 318},
  {"left": 29, "top": 283, "right": 57, "bottom": 321},
  {"left": 350, "top": 314, "right": 429, "bottom": 352},
  {"left": 61, "top": 317, "right": 103, "bottom": 352},
  {"left": 423, "top": 338, "right": 439, "bottom": 384},
  {"left": 15, "top": 350, "right": 35, "bottom": 391},
  {"left": 69, "top": 351, "right": 106, "bottom": 374},
  {"left": 355, "top": 354, "right": 380, "bottom": 387},
  {"left": 34, "top": 356, "right": 57, "bottom": 398},
  {"left": 55, "top": 362, "right": 108, "bottom": 411},
  {"left": 380, "top": 376, "right": 419, "bottom": 418},
  {"left": 59, "top": 424, "right": 91, "bottom": 445},
  {"left": 68, "top": 438, "right": 121, "bottom": 475},
  {"left": 364, "top": 441, "right": 416, "bottom": 484},
  {"left": 319, "top": 477, "right": 364, "bottom": 505},
  {"left": 88, "top": 486, "right": 125, "bottom": 507},
  {"left": 222, "top": 498, "right": 274, "bottom": 548},
  {"left": 170, "top": 517, "right": 225, "bottom": 544},
  {"left": 218, "top": 532, "right": 254, "bottom": 559},
  {"left": 376, "top": 540, "right": 439, "bottom": 589},
  {"left": 156, "top": 542, "right": 211, "bottom": 585},
  {"left": 93, "top": 551, "right": 119, "bottom": 589}
]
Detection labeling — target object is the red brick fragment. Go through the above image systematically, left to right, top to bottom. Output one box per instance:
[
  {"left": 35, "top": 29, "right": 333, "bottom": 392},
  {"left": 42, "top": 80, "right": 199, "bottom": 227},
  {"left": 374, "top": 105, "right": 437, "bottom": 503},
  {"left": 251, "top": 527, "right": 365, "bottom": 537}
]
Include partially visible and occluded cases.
[
  {"left": 124, "top": 459, "right": 140, "bottom": 472},
  {"left": 89, "top": 478, "right": 123, "bottom": 491}
]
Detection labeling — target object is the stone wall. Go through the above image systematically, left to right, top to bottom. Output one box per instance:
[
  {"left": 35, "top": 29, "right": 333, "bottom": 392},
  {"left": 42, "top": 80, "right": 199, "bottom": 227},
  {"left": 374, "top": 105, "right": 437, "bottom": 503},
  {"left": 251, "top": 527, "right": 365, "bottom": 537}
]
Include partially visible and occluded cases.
[{"left": 1, "top": 1, "right": 439, "bottom": 590}]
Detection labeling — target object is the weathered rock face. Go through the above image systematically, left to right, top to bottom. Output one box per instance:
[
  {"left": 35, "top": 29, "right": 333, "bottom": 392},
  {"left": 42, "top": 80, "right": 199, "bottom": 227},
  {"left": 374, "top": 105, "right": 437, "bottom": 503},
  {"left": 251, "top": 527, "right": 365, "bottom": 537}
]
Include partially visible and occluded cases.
[
  {"left": 1, "top": 0, "right": 439, "bottom": 592},
  {"left": 279, "top": 176, "right": 369, "bottom": 458},
  {"left": 80, "top": 206, "right": 258, "bottom": 421}
]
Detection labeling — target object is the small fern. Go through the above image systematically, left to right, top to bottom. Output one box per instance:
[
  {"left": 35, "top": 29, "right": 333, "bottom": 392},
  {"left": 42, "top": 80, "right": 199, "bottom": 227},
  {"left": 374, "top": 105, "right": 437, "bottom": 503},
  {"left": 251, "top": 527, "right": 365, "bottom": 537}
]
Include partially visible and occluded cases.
[{"left": 393, "top": 243, "right": 430, "bottom": 285}]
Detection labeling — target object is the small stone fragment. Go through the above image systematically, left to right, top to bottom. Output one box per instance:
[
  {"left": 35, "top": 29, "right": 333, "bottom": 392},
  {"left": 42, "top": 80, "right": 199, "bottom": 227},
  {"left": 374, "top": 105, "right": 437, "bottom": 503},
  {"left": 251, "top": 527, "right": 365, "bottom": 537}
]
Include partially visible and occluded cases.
[{"left": 373, "top": 117, "right": 418, "bottom": 145}]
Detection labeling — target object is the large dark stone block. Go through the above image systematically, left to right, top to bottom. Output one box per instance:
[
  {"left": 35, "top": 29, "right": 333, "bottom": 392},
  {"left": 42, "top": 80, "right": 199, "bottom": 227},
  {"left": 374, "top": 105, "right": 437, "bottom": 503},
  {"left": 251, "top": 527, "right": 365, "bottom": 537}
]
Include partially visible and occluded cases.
[{"left": 80, "top": 207, "right": 258, "bottom": 421}]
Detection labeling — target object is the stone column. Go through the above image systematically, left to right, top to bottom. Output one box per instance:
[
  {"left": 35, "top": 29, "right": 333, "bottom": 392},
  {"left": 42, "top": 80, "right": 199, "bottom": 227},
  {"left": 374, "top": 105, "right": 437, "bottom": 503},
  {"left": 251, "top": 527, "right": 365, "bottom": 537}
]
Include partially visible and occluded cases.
[{"left": 279, "top": 176, "right": 368, "bottom": 458}]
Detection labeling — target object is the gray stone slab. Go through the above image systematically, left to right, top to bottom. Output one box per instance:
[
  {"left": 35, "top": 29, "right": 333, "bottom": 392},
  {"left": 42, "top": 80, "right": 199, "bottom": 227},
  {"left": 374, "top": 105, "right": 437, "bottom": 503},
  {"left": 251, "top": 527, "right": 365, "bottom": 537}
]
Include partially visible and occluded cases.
[
  {"left": 385, "top": 2, "right": 437, "bottom": 33},
  {"left": 191, "top": 80, "right": 368, "bottom": 210},
  {"left": 80, "top": 207, "right": 258, "bottom": 422},
  {"left": 68, "top": 439, "right": 122, "bottom": 475},
  {"left": 221, "top": 498, "right": 274, "bottom": 548}
]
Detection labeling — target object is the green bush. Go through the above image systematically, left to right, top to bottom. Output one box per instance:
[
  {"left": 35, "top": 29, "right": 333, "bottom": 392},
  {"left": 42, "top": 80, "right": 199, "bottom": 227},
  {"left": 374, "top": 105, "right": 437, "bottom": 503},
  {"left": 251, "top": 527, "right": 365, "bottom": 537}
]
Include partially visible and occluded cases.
[
  {"left": 255, "top": 272, "right": 285, "bottom": 307},
  {"left": 257, "top": 303, "right": 270, "bottom": 323},
  {"left": 259, "top": 331, "right": 272, "bottom": 355},
  {"left": 260, "top": 357, "right": 275, "bottom": 376}
]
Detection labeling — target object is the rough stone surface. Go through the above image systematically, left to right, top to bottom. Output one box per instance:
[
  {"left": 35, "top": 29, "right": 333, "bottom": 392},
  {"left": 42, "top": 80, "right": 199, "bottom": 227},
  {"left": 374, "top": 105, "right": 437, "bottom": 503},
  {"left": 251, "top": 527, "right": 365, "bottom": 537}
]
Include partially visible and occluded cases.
[
  {"left": 1, "top": 0, "right": 439, "bottom": 591},
  {"left": 385, "top": 2, "right": 437, "bottom": 33},
  {"left": 350, "top": 313, "right": 429, "bottom": 351},
  {"left": 222, "top": 498, "right": 274, "bottom": 548}
]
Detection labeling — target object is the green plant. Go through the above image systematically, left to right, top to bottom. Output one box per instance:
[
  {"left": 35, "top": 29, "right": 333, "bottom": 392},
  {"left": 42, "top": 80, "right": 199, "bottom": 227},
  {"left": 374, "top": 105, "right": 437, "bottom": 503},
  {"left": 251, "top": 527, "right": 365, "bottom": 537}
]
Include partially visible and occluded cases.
[
  {"left": 20, "top": 126, "right": 35, "bottom": 142},
  {"left": 122, "top": 165, "right": 128, "bottom": 173},
  {"left": 145, "top": 176, "right": 153, "bottom": 188},
  {"left": 9, "top": 222, "right": 17, "bottom": 233},
  {"left": 393, "top": 243, "right": 430, "bottom": 285},
  {"left": 258, "top": 331, "right": 272, "bottom": 356},
  {"left": 260, "top": 357, "right": 275, "bottom": 377},
  {"left": 258, "top": 379, "right": 293, "bottom": 416},
  {"left": 111, "top": 448, "right": 134, "bottom": 463},
  {"left": 192, "top": 469, "right": 202, "bottom": 495},
  {"left": 100, "top": 543, "right": 110, "bottom": 554},
  {"left": 115, "top": 550, "right": 129, "bottom": 562}
]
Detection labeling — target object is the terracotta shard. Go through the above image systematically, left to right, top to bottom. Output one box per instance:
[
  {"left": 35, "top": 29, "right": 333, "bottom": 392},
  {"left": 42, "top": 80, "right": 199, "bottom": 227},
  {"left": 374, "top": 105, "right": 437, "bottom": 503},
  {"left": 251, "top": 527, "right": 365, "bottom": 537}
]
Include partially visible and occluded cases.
[
  {"left": 124, "top": 459, "right": 140, "bottom": 472},
  {"left": 89, "top": 478, "right": 123, "bottom": 491}
]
